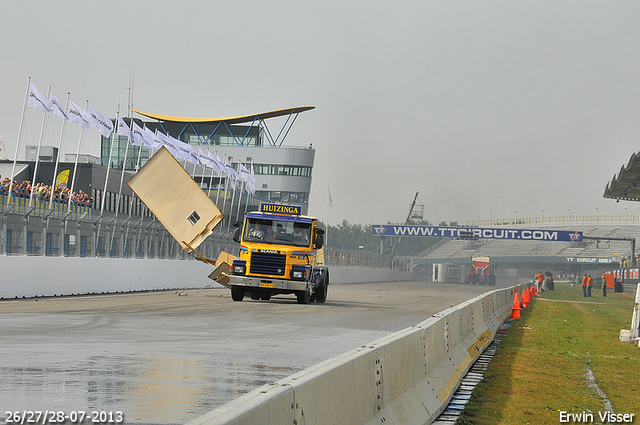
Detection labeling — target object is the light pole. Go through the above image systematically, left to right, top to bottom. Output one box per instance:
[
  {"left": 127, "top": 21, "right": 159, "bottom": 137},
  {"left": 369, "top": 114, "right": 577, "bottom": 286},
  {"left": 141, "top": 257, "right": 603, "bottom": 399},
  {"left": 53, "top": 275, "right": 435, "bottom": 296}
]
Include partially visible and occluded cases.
[
  {"left": 625, "top": 206, "right": 628, "bottom": 221},
  {"left": 596, "top": 207, "right": 598, "bottom": 222},
  {"left": 568, "top": 208, "right": 571, "bottom": 222},
  {"left": 541, "top": 209, "right": 544, "bottom": 223},
  {"left": 514, "top": 210, "right": 517, "bottom": 224},
  {"left": 489, "top": 211, "right": 492, "bottom": 225}
]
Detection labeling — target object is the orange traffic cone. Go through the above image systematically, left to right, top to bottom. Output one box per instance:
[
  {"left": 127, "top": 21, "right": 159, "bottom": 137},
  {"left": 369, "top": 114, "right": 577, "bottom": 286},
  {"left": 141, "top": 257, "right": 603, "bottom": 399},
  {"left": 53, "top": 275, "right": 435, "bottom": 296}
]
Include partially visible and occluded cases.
[
  {"left": 533, "top": 284, "right": 540, "bottom": 297},
  {"left": 522, "top": 287, "right": 530, "bottom": 309},
  {"left": 511, "top": 292, "right": 521, "bottom": 319}
]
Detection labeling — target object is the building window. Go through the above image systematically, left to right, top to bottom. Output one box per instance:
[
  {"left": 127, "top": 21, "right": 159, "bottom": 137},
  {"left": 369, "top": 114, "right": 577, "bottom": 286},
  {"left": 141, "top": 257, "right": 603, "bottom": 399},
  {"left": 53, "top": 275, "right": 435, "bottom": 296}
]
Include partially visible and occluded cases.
[{"left": 253, "top": 163, "right": 312, "bottom": 177}]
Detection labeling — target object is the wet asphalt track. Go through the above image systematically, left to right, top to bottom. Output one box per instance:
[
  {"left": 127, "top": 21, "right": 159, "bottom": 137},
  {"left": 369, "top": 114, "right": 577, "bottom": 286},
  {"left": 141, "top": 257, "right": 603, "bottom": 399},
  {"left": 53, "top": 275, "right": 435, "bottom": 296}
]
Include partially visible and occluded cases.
[{"left": 0, "top": 279, "right": 515, "bottom": 424}]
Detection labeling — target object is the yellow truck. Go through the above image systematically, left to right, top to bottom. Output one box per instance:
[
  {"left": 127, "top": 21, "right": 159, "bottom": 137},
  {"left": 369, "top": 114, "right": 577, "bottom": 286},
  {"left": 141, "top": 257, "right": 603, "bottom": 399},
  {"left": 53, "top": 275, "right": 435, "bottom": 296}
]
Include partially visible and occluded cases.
[
  {"left": 127, "top": 147, "right": 328, "bottom": 304},
  {"left": 229, "top": 203, "right": 328, "bottom": 304}
]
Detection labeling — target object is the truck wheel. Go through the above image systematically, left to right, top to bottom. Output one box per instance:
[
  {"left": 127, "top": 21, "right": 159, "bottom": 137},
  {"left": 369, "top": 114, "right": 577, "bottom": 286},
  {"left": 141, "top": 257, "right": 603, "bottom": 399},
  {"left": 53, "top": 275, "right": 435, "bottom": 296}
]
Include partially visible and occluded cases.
[
  {"left": 315, "top": 274, "right": 328, "bottom": 303},
  {"left": 297, "top": 282, "right": 311, "bottom": 304},
  {"left": 231, "top": 285, "right": 245, "bottom": 302},
  {"left": 250, "top": 291, "right": 261, "bottom": 300},
  {"left": 261, "top": 293, "right": 271, "bottom": 301}
]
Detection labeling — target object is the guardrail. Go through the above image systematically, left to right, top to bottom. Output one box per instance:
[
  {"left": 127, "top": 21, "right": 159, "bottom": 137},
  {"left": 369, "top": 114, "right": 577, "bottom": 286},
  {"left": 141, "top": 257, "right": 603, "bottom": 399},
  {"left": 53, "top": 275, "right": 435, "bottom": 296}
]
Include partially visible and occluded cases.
[
  {"left": 1, "top": 193, "right": 93, "bottom": 221},
  {"left": 465, "top": 214, "right": 640, "bottom": 226},
  {"left": 186, "top": 284, "right": 524, "bottom": 425}
]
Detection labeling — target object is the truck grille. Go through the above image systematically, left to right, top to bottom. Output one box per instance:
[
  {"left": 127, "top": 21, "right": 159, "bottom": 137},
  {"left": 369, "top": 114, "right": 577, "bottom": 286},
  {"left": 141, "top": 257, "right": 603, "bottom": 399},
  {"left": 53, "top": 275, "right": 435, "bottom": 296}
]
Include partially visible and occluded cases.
[{"left": 250, "top": 252, "right": 287, "bottom": 276}]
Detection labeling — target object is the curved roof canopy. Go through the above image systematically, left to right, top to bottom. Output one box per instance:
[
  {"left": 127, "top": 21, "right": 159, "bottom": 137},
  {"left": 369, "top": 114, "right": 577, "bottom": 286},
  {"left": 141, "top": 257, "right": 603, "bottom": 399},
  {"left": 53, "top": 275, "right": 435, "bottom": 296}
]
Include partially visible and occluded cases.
[
  {"left": 132, "top": 106, "right": 315, "bottom": 124},
  {"left": 603, "top": 151, "right": 640, "bottom": 201}
]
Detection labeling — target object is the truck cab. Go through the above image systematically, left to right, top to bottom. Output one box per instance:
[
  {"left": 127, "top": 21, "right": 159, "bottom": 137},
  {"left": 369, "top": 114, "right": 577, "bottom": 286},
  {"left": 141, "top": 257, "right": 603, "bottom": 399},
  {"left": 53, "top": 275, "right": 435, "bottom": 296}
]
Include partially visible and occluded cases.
[{"left": 230, "top": 203, "right": 328, "bottom": 304}]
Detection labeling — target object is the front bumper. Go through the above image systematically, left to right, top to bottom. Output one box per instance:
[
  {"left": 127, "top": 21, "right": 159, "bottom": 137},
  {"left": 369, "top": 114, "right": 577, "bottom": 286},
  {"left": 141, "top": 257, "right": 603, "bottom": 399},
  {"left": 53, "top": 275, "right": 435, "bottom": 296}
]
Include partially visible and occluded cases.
[{"left": 228, "top": 275, "right": 308, "bottom": 292}]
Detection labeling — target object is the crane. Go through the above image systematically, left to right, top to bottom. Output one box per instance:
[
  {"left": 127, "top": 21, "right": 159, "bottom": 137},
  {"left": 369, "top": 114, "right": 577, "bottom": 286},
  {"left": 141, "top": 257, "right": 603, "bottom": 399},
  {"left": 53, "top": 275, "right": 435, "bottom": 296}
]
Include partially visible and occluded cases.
[{"left": 390, "top": 192, "right": 420, "bottom": 258}]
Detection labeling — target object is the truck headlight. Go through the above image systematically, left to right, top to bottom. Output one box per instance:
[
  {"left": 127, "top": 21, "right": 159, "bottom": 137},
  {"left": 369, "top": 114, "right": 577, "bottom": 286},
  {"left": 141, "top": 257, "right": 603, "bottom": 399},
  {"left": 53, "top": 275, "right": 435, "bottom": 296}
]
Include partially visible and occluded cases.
[
  {"left": 232, "top": 260, "right": 247, "bottom": 275},
  {"left": 291, "top": 265, "right": 310, "bottom": 280}
]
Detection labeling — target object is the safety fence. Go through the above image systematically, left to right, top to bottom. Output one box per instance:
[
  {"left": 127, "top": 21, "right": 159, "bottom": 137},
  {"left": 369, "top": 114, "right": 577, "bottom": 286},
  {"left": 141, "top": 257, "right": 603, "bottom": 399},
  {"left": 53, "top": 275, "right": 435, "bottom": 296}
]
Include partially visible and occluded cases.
[
  {"left": 0, "top": 205, "right": 392, "bottom": 271},
  {"left": 324, "top": 248, "right": 393, "bottom": 269}
]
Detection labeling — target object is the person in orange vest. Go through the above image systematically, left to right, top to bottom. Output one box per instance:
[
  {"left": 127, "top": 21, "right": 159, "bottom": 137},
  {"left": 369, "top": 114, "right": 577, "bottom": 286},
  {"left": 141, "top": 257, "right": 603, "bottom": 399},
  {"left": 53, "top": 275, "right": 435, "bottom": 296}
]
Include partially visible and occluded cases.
[
  {"left": 536, "top": 271, "right": 544, "bottom": 292},
  {"left": 581, "top": 274, "right": 588, "bottom": 297},
  {"left": 587, "top": 275, "right": 593, "bottom": 297}
]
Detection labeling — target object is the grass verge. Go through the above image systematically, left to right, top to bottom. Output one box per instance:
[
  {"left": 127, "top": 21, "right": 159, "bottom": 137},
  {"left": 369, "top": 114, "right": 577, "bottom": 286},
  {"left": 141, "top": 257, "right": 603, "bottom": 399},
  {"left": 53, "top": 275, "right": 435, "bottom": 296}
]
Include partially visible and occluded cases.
[{"left": 456, "top": 281, "right": 639, "bottom": 424}]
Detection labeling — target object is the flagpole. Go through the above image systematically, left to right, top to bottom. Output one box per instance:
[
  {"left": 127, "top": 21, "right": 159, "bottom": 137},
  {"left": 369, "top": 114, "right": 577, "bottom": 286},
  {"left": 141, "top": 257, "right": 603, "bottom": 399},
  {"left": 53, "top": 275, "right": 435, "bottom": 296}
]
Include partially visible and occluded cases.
[
  {"left": 8, "top": 77, "right": 32, "bottom": 204},
  {"left": 29, "top": 86, "right": 52, "bottom": 207},
  {"left": 48, "top": 92, "right": 70, "bottom": 210},
  {"left": 68, "top": 100, "right": 88, "bottom": 211},
  {"left": 101, "top": 110, "right": 119, "bottom": 214},
  {"left": 128, "top": 122, "right": 145, "bottom": 218},
  {"left": 207, "top": 151, "right": 215, "bottom": 197},
  {"left": 215, "top": 151, "right": 222, "bottom": 206},
  {"left": 220, "top": 154, "right": 228, "bottom": 214},
  {"left": 243, "top": 162, "right": 250, "bottom": 217},
  {"left": 228, "top": 170, "right": 238, "bottom": 232},
  {"left": 326, "top": 185, "right": 332, "bottom": 247}
]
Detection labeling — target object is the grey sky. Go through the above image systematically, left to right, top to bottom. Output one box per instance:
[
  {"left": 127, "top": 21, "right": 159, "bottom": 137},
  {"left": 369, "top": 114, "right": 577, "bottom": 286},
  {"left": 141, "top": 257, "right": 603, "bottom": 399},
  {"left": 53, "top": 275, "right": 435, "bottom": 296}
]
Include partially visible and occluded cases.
[{"left": 1, "top": 1, "right": 639, "bottom": 226}]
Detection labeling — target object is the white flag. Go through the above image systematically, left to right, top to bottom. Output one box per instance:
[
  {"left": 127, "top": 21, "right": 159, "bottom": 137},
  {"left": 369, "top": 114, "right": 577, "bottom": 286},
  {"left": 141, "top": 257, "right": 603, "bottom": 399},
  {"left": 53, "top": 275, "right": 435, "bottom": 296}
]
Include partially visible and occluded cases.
[
  {"left": 27, "top": 83, "right": 52, "bottom": 113},
  {"left": 49, "top": 91, "right": 69, "bottom": 121},
  {"left": 67, "top": 99, "right": 91, "bottom": 130},
  {"left": 87, "top": 104, "right": 114, "bottom": 137},
  {"left": 117, "top": 116, "right": 131, "bottom": 138},
  {"left": 130, "top": 121, "right": 146, "bottom": 147},
  {"left": 142, "top": 127, "right": 163, "bottom": 150},
  {"left": 155, "top": 131, "right": 181, "bottom": 159},
  {"left": 176, "top": 140, "right": 197, "bottom": 164},
  {"left": 198, "top": 148, "right": 212, "bottom": 168},
  {"left": 206, "top": 151, "right": 223, "bottom": 175},
  {"left": 224, "top": 158, "right": 239, "bottom": 186},
  {"left": 238, "top": 163, "right": 252, "bottom": 194},
  {"left": 238, "top": 163, "right": 250, "bottom": 178},
  {"left": 328, "top": 187, "right": 335, "bottom": 209}
]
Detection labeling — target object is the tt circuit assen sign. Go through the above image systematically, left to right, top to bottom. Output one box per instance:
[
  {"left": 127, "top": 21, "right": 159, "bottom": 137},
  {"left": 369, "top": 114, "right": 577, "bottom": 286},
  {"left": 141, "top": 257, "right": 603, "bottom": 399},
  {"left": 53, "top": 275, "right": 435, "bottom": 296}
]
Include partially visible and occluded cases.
[{"left": 372, "top": 225, "right": 583, "bottom": 242}]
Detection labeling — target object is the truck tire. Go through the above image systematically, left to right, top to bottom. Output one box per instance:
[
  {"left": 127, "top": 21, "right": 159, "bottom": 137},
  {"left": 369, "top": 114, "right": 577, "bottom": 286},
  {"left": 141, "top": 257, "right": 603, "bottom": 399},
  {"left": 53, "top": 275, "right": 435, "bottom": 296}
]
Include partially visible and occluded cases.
[
  {"left": 315, "top": 272, "right": 328, "bottom": 303},
  {"left": 297, "top": 282, "right": 312, "bottom": 304},
  {"left": 231, "top": 285, "right": 245, "bottom": 302},
  {"left": 250, "top": 291, "right": 261, "bottom": 300}
]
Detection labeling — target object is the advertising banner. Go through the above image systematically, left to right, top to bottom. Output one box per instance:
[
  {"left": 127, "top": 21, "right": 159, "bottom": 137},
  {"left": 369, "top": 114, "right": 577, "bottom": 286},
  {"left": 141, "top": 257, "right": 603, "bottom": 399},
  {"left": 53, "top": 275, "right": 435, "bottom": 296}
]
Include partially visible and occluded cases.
[{"left": 372, "top": 225, "right": 583, "bottom": 242}]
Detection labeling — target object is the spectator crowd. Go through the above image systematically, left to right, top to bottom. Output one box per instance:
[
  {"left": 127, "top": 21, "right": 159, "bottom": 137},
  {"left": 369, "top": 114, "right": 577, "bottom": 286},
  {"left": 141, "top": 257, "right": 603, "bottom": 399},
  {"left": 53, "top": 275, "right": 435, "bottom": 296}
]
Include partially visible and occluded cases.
[{"left": 0, "top": 175, "right": 93, "bottom": 207}]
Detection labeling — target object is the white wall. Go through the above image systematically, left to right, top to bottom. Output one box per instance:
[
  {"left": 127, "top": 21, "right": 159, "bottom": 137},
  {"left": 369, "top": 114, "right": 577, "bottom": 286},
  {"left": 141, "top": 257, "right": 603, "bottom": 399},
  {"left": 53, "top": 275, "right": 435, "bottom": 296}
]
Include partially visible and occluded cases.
[{"left": 0, "top": 256, "right": 413, "bottom": 299}]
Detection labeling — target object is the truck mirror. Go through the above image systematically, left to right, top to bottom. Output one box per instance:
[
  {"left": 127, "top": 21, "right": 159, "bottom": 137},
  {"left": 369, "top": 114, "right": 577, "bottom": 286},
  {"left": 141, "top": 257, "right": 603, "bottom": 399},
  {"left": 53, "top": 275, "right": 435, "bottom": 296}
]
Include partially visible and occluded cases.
[
  {"left": 232, "top": 222, "right": 242, "bottom": 243},
  {"left": 315, "top": 228, "right": 325, "bottom": 249}
]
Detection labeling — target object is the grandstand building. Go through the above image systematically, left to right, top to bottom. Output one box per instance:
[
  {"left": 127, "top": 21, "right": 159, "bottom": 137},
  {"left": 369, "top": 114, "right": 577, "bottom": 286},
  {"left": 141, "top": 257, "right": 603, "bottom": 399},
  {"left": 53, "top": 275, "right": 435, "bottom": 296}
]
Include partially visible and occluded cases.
[
  {"left": 103, "top": 106, "right": 316, "bottom": 215},
  {"left": 412, "top": 221, "right": 637, "bottom": 279}
]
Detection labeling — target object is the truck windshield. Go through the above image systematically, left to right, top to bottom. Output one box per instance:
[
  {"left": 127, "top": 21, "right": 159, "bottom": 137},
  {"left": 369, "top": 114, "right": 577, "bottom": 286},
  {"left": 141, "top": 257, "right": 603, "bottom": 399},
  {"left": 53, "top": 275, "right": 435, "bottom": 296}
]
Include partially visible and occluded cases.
[{"left": 243, "top": 218, "right": 311, "bottom": 247}]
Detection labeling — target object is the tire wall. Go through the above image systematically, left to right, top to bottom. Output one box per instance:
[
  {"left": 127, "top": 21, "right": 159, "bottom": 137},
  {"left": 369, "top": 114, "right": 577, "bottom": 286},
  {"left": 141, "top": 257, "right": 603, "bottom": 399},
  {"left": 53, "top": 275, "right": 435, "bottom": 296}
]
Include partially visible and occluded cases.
[{"left": 186, "top": 284, "right": 525, "bottom": 425}]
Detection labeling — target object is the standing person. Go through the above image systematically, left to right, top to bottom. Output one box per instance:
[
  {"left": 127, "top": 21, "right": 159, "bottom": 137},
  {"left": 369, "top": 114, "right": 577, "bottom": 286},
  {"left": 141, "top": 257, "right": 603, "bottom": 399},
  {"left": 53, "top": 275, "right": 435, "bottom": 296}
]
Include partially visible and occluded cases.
[
  {"left": 536, "top": 271, "right": 544, "bottom": 292},
  {"left": 581, "top": 274, "right": 588, "bottom": 297},
  {"left": 586, "top": 275, "right": 593, "bottom": 297},
  {"left": 602, "top": 275, "right": 607, "bottom": 297}
]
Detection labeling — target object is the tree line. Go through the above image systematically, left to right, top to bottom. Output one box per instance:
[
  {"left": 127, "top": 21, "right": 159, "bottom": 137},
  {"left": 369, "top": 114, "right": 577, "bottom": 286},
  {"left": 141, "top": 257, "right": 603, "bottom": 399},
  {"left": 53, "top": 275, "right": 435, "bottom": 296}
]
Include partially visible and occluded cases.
[{"left": 321, "top": 219, "right": 459, "bottom": 256}]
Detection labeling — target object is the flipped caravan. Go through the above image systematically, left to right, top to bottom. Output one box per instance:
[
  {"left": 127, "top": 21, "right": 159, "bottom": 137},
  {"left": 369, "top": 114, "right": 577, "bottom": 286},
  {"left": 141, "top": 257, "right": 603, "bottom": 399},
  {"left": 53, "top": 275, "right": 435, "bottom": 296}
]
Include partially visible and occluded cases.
[{"left": 432, "top": 263, "right": 465, "bottom": 283}]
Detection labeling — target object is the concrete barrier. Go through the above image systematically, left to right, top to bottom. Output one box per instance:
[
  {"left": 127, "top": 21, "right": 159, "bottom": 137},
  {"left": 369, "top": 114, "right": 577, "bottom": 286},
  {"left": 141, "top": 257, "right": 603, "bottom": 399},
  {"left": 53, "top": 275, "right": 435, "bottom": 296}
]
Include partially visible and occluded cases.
[
  {"left": 0, "top": 255, "right": 412, "bottom": 299},
  {"left": 0, "top": 256, "right": 216, "bottom": 299},
  {"left": 186, "top": 284, "right": 524, "bottom": 425}
]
